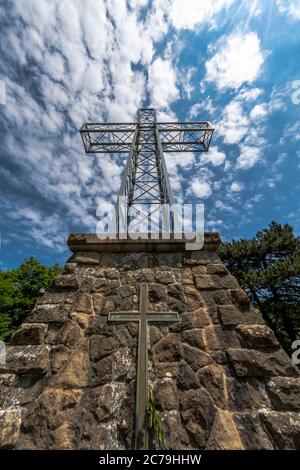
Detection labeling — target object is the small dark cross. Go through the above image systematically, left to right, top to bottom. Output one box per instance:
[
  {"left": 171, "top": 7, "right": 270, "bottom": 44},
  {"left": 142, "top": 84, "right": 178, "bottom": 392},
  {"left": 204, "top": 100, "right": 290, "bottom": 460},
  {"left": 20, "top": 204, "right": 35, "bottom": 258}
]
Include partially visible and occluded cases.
[{"left": 108, "top": 283, "right": 179, "bottom": 450}]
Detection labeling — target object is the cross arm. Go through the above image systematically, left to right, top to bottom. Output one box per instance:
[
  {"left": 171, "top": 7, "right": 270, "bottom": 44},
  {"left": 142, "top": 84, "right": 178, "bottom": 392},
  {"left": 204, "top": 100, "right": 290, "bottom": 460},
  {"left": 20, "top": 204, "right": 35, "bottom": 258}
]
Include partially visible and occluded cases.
[
  {"left": 80, "top": 120, "right": 214, "bottom": 154},
  {"left": 157, "top": 121, "right": 214, "bottom": 152},
  {"left": 80, "top": 123, "right": 136, "bottom": 153},
  {"left": 108, "top": 312, "right": 141, "bottom": 321}
]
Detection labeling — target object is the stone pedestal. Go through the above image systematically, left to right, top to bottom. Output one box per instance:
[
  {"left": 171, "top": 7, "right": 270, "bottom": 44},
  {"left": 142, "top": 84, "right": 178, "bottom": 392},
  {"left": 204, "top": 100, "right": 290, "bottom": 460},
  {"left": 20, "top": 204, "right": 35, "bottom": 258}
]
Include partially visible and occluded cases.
[{"left": 1, "top": 233, "right": 300, "bottom": 450}]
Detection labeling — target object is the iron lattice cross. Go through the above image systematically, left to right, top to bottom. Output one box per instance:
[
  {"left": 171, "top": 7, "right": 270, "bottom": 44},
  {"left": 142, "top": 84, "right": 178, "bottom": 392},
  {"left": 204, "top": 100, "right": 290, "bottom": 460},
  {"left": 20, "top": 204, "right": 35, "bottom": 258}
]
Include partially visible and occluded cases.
[
  {"left": 80, "top": 108, "right": 214, "bottom": 234},
  {"left": 108, "top": 284, "right": 179, "bottom": 450}
]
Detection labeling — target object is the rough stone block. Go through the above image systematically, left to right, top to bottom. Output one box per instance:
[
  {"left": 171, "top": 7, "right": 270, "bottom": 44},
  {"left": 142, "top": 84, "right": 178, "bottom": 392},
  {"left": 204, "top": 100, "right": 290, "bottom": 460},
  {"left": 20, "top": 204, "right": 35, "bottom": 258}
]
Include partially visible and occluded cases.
[
  {"left": 183, "top": 250, "right": 219, "bottom": 266},
  {"left": 73, "top": 252, "right": 100, "bottom": 265},
  {"left": 207, "top": 264, "right": 229, "bottom": 275},
  {"left": 192, "top": 266, "right": 208, "bottom": 276},
  {"left": 104, "top": 268, "right": 120, "bottom": 280},
  {"left": 132, "top": 268, "right": 155, "bottom": 283},
  {"left": 179, "top": 268, "right": 194, "bottom": 285},
  {"left": 154, "top": 270, "right": 176, "bottom": 284},
  {"left": 53, "top": 274, "right": 79, "bottom": 290},
  {"left": 194, "top": 274, "right": 215, "bottom": 290},
  {"left": 206, "top": 274, "right": 238, "bottom": 290},
  {"left": 148, "top": 283, "right": 168, "bottom": 302},
  {"left": 167, "top": 283, "right": 185, "bottom": 303},
  {"left": 184, "top": 286, "right": 205, "bottom": 311},
  {"left": 231, "top": 288, "right": 250, "bottom": 306},
  {"left": 200, "top": 289, "right": 232, "bottom": 307},
  {"left": 37, "top": 291, "right": 75, "bottom": 305},
  {"left": 74, "top": 293, "right": 93, "bottom": 314},
  {"left": 26, "top": 304, "right": 67, "bottom": 323},
  {"left": 218, "top": 305, "right": 264, "bottom": 326},
  {"left": 173, "top": 309, "right": 211, "bottom": 332},
  {"left": 69, "top": 311, "right": 92, "bottom": 330},
  {"left": 58, "top": 321, "right": 83, "bottom": 348},
  {"left": 10, "top": 323, "right": 47, "bottom": 345},
  {"left": 237, "top": 324, "right": 279, "bottom": 349},
  {"left": 149, "top": 325, "right": 163, "bottom": 347},
  {"left": 205, "top": 325, "right": 241, "bottom": 350},
  {"left": 180, "top": 329, "right": 206, "bottom": 350},
  {"left": 90, "top": 335, "right": 114, "bottom": 362},
  {"left": 153, "top": 335, "right": 183, "bottom": 363},
  {"left": 182, "top": 344, "right": 212, "bottom": 371},
  {"left": 0, "top": 345, "right": 50, "bottom": 375},
  {"left": 50, "top": 345, "right": 71, "bottom": 374},
  {"left": 112, "top": 347, "right": 135, "bottom": 380},
  {"left": 227, "top": 348, "right": 299, "bottom": 378},
  {"left": 52, "top": 349, "right": 90, "bottom": 388},
  {"left": 90, "top": 355, "right": 113, "bottom": 386},
  {"left": 177, "top": 362, "right": 199, "bottom": 390},
  {"left": 198, "top": 364, "right": 226, "bottom": 408},
  {"left": 0, "top": 374, "right": 16, "bottom": 406},
  {"left": 3, "top": 374, "right": 45, "bottom": 407},
  {"left": 227, "top": 377, "right": 271, "bottom": 411},
  {"left": 266, "top": 377, "right": 300, "bottom": 411},
  {"left": 155, "top": 379, "right": 178, "bottom": 411},
  {"left": 81, "top": 383, "right": 127, "bottom": 422},
  {"left": 179, "top": 387, "right": 215, "bottom": 432},
  {"left": 0, "top": 408, "right": 21, "bottom": 449},
  {"left": 206, "top": 410, "right": 244, "bottom": 450},
  {"left": 260, "top": 410, "right": 300, "bottom": 449},
  {"left": 233, "top": 412, "right": 273, "bottom": 449}
]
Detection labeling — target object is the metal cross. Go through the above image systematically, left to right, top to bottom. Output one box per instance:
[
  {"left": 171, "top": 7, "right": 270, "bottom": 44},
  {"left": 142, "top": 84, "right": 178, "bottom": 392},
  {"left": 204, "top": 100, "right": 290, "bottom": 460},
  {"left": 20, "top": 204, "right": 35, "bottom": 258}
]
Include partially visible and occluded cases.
[
  {"left": 80, "top": 108, "right": 214, "bottom": 234},
  {"left": 108, "top": 283, "right": 179, "bottom": 450}
]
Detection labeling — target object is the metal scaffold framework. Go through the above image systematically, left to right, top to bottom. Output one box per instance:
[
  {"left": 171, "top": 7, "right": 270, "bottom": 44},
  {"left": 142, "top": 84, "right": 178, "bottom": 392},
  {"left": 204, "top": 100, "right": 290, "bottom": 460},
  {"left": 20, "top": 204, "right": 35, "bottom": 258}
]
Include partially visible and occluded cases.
[{"left": 80, "top": 108, "right": 214, "bottom": 234}]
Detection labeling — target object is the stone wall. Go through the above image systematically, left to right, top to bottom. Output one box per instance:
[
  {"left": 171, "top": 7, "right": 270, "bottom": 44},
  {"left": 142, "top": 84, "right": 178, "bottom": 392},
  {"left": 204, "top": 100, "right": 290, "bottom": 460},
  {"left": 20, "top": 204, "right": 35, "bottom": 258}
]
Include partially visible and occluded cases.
[{"left": 1, "top": 238, "right": 300, "bottom": 450}]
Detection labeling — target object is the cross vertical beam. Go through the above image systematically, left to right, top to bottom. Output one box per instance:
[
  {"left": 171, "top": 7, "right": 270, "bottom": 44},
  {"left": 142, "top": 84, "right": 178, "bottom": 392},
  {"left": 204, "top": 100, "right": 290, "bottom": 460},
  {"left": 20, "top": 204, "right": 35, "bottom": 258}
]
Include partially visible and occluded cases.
[
  {"left": 118, "top": 109, "right": 176, "bottom": 233},
  {"left": 108, "top": 284, "right": 179, "bottom": 450}
]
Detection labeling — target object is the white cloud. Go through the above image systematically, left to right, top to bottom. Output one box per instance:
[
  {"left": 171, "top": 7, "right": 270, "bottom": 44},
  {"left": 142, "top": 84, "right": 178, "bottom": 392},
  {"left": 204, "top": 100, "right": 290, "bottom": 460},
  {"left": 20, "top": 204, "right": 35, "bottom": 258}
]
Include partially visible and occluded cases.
[
  {"left": 168, "top": 0, "right": 233, "bottom": 30},
  {"left": 276, "top": 0, "right": 300, "bottom": 21},
  {"left": 205, "top": 32, "right": 265, "bottom": 90},
  {"left": 148, "top": 57, "right": 179, "bottom": 109},
  {"left": 180, "top": 67, "right": 196, "bottom": 99},
  {"left": 238, "top": 87, "right": 263, "bottom": 102},
  {"left": 188, "top": 97, "right": 216, "bottom": 119},
  {"left": 218, "top": 100, "right": 249, "bottom": 144},
  {"left": 250, "top": 103, "right": 268, "bottom": 121},
  {"left": 280, "top": 121, "right": 300, "bottom": 145},
  {"left": 236, "top": 146, "right": 262, "bottom": 169},
  {"left": 202, "top": 147, "right": 226, "bottom": 166},
  {"left": 165, "top": 152, "right": 195, "bottom": 175},
  {"left": 189, "top": 180, "right": 212, "bottom": 198},
  {"left": 230, "top": 181, "right": 244, "bottom": 192},
  {"left": 215, "top": 200, "right": 235, "bottom": 212},
  {"left": 206, "top": 218, "right": 223, "bottom": 229}
]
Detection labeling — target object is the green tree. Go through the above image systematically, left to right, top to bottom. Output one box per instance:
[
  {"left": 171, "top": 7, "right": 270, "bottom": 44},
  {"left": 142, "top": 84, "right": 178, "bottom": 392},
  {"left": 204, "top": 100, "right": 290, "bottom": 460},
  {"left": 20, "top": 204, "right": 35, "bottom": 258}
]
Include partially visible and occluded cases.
[
  {"left": 219, "top": 221, "right": 300, "bottom": 353},
  {"left": 0, "top": 257, "right": 62, "bottom": 342},
  {"left": 0, "top": 271, "right": 17, "bottom": 341}
]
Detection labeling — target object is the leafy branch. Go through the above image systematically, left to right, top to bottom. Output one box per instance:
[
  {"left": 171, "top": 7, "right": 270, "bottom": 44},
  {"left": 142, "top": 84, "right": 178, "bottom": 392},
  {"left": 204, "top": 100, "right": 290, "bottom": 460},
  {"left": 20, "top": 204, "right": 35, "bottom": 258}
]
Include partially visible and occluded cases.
[{"left": 147, "top": 389, "right": 165, "bottom": 447}]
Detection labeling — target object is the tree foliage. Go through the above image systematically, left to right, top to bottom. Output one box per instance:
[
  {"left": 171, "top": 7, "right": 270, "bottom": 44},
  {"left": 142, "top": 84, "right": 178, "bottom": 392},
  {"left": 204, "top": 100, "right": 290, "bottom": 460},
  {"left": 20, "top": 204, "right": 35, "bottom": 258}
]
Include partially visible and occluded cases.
[
  {"left": 219, "top": 221, "right": 300, "bottom": 353},
  {"left": 0, "top": 257, "right": 61, "bottom": 342}
]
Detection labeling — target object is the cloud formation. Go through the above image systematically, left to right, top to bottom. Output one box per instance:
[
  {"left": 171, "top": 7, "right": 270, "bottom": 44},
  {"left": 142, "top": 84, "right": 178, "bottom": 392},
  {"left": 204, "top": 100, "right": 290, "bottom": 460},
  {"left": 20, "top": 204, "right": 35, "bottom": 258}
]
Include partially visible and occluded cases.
[
  {"left": 0, "top": 0, "right": 299, "bottom": 266},
  {"left": 205, "top": 32, "right": 265, "bottom": 90}
]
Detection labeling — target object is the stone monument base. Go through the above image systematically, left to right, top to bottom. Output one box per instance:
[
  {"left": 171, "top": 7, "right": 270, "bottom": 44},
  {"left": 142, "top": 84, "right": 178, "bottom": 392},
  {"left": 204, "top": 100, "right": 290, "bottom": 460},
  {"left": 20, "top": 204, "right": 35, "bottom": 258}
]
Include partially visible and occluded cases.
[{"left": 0, "top": 233, "right": 300, "bottom": 450}]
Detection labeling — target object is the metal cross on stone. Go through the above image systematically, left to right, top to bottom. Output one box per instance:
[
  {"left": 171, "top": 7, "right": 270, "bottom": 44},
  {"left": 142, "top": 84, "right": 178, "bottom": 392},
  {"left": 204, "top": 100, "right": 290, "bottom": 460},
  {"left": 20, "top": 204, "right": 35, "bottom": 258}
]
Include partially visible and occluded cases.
[
  {"left": 80, "top": 108, "right": 214, "bottom": 235},
  {"left": 108, "top": 284, "right": 179, "bottom": 450}
]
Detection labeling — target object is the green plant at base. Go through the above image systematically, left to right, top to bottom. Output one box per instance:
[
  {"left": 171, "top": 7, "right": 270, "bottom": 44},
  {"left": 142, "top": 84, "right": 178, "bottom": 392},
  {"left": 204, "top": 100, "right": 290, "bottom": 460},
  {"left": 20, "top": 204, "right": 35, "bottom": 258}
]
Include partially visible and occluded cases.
[{"left": 147, "top": 389, "right": 165, "bottom": 447}]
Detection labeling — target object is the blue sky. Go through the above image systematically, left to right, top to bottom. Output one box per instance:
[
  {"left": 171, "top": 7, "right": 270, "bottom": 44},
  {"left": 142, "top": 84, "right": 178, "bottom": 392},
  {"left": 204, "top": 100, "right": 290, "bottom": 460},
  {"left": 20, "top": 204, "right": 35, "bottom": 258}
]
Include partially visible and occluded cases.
[{"left": 0, "top": 0, "right": 300, "bottom": 268}]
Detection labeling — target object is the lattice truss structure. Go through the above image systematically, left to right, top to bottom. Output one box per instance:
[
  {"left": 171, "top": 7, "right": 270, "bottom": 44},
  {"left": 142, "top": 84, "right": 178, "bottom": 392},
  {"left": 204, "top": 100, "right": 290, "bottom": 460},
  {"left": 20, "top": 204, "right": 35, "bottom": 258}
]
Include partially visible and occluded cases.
[{"left": 80, "top": 108, "right": 214, "bottom": 233}]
